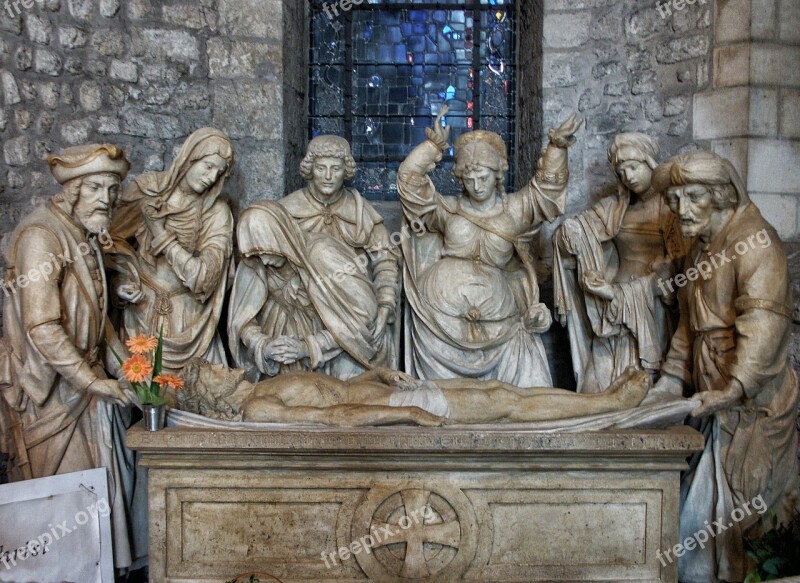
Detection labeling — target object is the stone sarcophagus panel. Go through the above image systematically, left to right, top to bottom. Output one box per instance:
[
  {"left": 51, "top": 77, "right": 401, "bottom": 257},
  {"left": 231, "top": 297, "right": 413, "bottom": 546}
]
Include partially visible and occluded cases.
[{"left": 127, "top": 424, "right": 704, "bottom": 583}]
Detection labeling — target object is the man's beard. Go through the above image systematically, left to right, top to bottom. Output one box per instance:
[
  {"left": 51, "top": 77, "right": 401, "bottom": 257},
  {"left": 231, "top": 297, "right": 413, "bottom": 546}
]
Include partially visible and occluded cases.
[
  {"left": 78, "top": 212, "right": 112, "bottom": 235},
  {"left": 679, "top": 218, "right": 708, "bottom": 239}
]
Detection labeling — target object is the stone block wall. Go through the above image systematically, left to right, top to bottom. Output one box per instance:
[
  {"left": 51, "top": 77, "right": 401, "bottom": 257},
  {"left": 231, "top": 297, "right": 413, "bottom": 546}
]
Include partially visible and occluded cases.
[
  {"left": 0, "top": 0, "right": 307, "bottom": 237},
  {"left": 539, "top": 0, "right": 714, "bottom": 237},
  {"left": 693, "top": 0, "right": 800, "bottom": 241}
]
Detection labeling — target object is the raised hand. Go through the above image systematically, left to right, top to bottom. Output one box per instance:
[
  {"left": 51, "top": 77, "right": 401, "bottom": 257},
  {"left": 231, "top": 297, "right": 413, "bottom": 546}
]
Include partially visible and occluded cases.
[
  {"left": 425, "top": 105, "right": 451, "bottom": 151},
  {"left": 548, "top": 113, "right": 583, "bottom": 148}
]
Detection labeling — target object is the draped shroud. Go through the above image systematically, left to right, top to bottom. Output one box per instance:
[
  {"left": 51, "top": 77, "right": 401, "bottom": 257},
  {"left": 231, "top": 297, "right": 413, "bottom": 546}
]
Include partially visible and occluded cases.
[{"left": 228, "top": 201, "right": 390, "bottom": 380}]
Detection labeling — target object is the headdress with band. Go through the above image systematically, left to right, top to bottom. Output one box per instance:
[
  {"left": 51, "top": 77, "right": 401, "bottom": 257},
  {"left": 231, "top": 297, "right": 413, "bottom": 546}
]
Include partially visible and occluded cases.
[{"left": 48, "top": 144, "right": 130, "bottom": 185}]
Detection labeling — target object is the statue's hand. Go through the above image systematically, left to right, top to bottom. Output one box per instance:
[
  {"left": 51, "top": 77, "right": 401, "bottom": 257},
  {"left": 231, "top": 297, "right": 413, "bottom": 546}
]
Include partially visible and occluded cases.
[
  {"left": 425, "top": 105, "right": 451, "bottom": 151},
  {"left": 548, "top": 113, "right": 583, "bottom": 148},
  {"left": 143, "top": 201, "right": 169, "bottom": 241},
  {"left": 557, "top": 217, "right": 581, "bottom": 254},
  {"left": 649, "top": 257, "right": 674, "bottom": 296},
  {"left": 582, "top": 271, "right": 615, "bottom": 300},
  {"left": 117, "top": 283, "right": 145, "bottom": 304},
  {"left": 523, "top": 302, "right": 552, "bottom": 334},
  {"left": 373, "top": 305, "right": 394, "bottom": 342},
  {"left": 266, "top": 336, "right": 309, "bottom": 365},
  {"left": 88, "top": 379, "right": 133, "bottom": 407},
  {"left": 691, "top": 380, "right": 744, "bottom": 418}
]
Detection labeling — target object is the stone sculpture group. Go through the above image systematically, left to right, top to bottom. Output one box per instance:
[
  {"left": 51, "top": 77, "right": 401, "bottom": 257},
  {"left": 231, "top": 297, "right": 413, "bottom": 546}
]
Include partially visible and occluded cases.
[{"left": 0, "top": 114, "right": 797, "bottom": 582}]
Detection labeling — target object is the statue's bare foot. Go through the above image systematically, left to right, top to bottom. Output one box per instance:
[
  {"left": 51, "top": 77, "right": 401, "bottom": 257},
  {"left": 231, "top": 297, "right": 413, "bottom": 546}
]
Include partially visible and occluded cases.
[{"left": 607, "top": 368, "right": 650, "bottom": 409}]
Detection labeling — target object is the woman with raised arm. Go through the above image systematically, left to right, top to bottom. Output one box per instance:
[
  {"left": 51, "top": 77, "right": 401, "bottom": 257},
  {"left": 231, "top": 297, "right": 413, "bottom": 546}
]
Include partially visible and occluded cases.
[
  {"left": 398, "top": 107, "right": 581, "bottom": 386},
  {"left": 110, "top": 128, "right": 235, "bottom": 373}
]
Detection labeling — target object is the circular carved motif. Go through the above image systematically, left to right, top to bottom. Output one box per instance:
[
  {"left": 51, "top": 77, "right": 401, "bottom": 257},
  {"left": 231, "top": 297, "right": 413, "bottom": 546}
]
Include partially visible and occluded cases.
[{"left": 350, "top": 484, "right": 477, "bottom": 581}]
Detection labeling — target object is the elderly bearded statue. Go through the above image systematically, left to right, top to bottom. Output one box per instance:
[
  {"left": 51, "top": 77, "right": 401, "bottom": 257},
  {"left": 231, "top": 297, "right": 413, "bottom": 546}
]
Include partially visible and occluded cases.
[
  {"left": 0, "top": 144, "right": 137, "bottom": 569},
  {"left": 651, "top": 151, "right": 799, "bottom": 583}
]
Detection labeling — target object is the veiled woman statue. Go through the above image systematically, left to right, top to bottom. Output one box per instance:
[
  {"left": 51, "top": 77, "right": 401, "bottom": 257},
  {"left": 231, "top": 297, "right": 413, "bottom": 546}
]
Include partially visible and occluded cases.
[
  {"left": 398, "top": 106, "right": 582, "bottom": 386},
  {"left": 110, "top": 128, "right": 235, "bottom": 373},
  {"left": 553, "top": 133, "right": 687, "bottom": 393},
  {"left": 227, "top": 201, "right": 395, "bottom": 382}
]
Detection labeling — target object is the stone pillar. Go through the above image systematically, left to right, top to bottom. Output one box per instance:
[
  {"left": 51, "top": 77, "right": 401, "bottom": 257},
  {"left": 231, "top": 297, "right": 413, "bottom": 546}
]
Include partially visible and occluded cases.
[
  {"left": 210, "top": 0, "right": 307, "bottom": 213},
  {"left": 693, "top": 0, "right": 800, "bottom": 240}
]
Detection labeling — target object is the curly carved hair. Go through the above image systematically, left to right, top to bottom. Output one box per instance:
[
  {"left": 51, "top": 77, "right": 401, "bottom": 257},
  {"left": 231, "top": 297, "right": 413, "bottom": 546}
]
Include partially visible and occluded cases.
[
  {"left": 299, "top": 135, "right": 357, "bottom": 182},
  {"left": 453, "top": 141, "right": 509, "bottom": 195},
  {"left": 178, "top": 359, "right": 247, "bottom": 421}
]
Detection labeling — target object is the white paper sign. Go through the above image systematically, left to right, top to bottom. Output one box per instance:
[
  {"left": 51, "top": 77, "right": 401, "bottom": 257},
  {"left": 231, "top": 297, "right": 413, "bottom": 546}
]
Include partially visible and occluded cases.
[{"left": 0, "top": 468, "right": 113, "bottom": 583}]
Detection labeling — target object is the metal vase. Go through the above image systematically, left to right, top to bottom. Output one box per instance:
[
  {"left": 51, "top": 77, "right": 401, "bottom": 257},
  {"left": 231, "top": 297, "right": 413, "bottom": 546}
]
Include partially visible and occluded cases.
[{"left": 143, "top": 405, "right": 166, "bottom": 432}]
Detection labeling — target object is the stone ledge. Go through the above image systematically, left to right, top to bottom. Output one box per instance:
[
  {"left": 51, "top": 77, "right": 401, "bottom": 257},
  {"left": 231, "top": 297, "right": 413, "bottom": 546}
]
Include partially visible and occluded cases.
[{"left": 128, "top": 423, "right": 704, "bottom": 456}]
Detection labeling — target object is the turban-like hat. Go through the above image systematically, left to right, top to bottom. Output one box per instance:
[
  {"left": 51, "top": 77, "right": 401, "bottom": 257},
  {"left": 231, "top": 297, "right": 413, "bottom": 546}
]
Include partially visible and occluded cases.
[
  {"left": 48, "top": 144, "right": 130, "bottom": 184},
  {"left": 652, "top": 150, "right": 750, "bottom": 208}
]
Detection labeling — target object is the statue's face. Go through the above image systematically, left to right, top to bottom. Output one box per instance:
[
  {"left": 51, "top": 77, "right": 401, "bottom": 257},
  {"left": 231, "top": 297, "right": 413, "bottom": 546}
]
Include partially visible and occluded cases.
[
  {"left": 184, "top": 154, "right": 228, "bottom": 195},
  {"left": 311, "top": 156, "right": 346, "bottom": 198},
  {"left": 616, "top": 160, "right": 652, "bottom": 195},
  {"left": 462, "top": 166, "right": 497, "bottom": 203},
  {"left": 73, "top": 173, "right": 120, "bottom": 234},
  {"left": 666, "top": 184, "right": 715, "bottom": 239}
]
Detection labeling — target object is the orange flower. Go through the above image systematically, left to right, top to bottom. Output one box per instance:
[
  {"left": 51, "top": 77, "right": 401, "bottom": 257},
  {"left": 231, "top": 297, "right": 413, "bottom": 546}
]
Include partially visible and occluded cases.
[
  {"left": 126, "top": 335, "right": 158, "bottom": 355},
  {"left": 122, "top": 355, "right": 153, "bottom": 383},
  {"left": 154, "top": 374, "right": 184, "bottom": 391}
]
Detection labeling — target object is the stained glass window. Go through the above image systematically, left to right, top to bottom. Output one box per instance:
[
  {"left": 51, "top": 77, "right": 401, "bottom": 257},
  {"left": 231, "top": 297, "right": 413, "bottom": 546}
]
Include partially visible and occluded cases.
[{"left": 310, "top": 0, "right": 517, "bottom": 200}]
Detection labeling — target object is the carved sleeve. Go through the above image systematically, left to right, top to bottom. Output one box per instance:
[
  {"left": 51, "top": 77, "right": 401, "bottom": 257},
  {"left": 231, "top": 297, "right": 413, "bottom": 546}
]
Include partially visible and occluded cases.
[
  {"left": 397, "top": 139, "right": 448, "bottom": 233},
  {"left": 523, "top": 142, "right": 570, "bottom": 225},
  {"left": 365, "top": 223, "right": 400, "bottom": 309},
  {"left": 728, "top": 240, "right": 792, "bottom": 399},
  {"left": 661, "top": 264, "right": 694, "bottom": 387},
  {"left": 305, "top": 330, "right": 343, "bottom": 369}
]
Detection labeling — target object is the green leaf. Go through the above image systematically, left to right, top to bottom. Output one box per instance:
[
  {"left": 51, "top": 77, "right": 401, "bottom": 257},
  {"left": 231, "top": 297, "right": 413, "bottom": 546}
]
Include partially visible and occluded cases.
[
  {"left": 153, "top": 324, "right": 164, "bottom": 378},
  {"left": 109, "top": 345, "right": 124, "bottom": 366},
  {"left": 763, "top": 557, "right": 786, "bottom": 576},
  {"left": 744, "top": 572, "right": 762, "bottom": 583}
]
